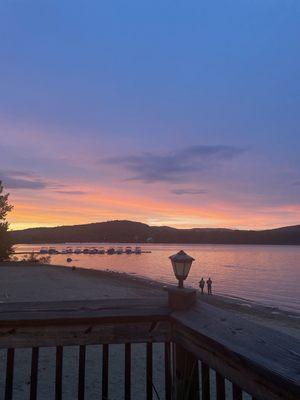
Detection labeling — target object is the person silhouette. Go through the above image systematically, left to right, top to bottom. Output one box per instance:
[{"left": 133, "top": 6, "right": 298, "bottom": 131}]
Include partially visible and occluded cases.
[
  {"left": 199, "top": 277, "right": 205, "bottom": 294},
  {"left": 207, "top": 277, "right": 212, "bottom": 295}
]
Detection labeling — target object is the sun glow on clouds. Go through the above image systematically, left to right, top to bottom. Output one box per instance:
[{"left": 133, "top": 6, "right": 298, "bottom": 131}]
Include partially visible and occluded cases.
[
  {"left": 2, "top": 125, "right": 300, "bottom": 231},
  {"left": 3, "top": 135, "right": 300, "bottom": 230},
  {"left": 7, "top": 180, "right": 300, "bottom": 231}
]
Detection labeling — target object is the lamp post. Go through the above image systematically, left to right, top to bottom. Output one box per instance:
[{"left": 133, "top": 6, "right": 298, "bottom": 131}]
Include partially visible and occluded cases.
[
  {"left": 168, "top": 250, "right": 198, "bottom": 400},
  {"left": 169, "top": 250, "right": 195, "bottom": 288}
]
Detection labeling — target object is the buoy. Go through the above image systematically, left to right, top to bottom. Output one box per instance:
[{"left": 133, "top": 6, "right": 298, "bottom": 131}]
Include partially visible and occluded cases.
[{"left": 67, "top": 258, "right": 72, "bottom": 263}]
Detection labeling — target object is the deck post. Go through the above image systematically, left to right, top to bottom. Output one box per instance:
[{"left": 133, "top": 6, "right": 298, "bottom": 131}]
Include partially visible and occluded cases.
[
  {"left": 166, "top": 287, "right": 197, "bottom": 311},
  {"left": 167, "top": 287, "right": 199, "bottom": 399}
]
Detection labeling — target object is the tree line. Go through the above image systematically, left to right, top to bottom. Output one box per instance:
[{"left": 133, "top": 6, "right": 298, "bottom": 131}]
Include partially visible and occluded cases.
[
  {"left": 0, "top": 181, "right": 13, "bottom": 260},
  {"left": 10, "top": 219, "right": 300, "bottom": 245}
]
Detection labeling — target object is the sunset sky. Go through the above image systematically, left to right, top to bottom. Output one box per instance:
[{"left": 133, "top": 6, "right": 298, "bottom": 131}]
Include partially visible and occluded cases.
[{"left": 1, "top": 1, "right": 300, "bottom": 230}]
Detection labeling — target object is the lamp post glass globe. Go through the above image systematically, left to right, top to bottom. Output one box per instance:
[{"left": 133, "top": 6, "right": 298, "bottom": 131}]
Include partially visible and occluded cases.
[{"left": 169, "top": 250, "right": 195, "bottom": 288}]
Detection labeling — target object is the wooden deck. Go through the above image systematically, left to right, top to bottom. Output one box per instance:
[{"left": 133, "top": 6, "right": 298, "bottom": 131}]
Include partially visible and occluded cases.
[
  {"left": 0, "top": 297, "right": 299, "bottom": 399},
  {"left": 173, "top": 302, "right": 300, "bottom": 400}
]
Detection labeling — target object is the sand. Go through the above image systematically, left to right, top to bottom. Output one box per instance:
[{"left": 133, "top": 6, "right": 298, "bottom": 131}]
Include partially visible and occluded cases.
[
  {"left": 0, "top": 262, "right": 298, "bottom": 399},
  {"left": 0, "top": 263, "right": 165, "bottom": 302},
  {"left": 0, "top": 263, "right": 169, "bottom": 400}
]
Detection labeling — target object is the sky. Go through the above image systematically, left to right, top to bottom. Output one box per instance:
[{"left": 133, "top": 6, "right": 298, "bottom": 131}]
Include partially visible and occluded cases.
[{"left": 1, "top": 0, "right": 300, "bottom": 230}]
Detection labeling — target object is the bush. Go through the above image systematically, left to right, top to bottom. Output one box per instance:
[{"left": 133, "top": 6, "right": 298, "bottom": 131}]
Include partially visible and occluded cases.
[{"left": 19, "top": 252, "right": 51, "bottom": 264}]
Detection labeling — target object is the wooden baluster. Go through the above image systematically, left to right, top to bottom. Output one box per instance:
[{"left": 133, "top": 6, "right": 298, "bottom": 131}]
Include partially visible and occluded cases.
[
  {"left": 146, "top": 342, "right": 153, "bottom": 400},
  {"left": 164, "top": 342, "right": 172, "bottom": 400},
  {"left": 124, "top": 343, "right": 131, "bottom": 400},
  {"left": 173, "top": 343, "right": 199, "bottom": 400},
  {"left": 102, "top": 344, "right": 109, "bottom": 400},
  {"left": 78, "top": 345, "right": 86, "bottom": 400},
  {"left": 55, "top": 346, "right": 63, "bottom": 400},
  {"left": 30, "top": 347, "right": 39, "bottom": 400},
  {"left": 5, "top": 348, "right": 15, "bottom": 400},
  {"left": 201, "top": 361, "right": 210, "bottom": 400},
  {"left": 216, "top": 372, "right": 225, "bottom": 400},
  {"left": 232, "top": 384, "right": 243, "bottom": 400}
]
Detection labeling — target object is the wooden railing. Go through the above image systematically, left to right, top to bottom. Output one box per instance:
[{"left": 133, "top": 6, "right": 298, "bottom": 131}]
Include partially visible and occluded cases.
[{"left": 0, "top": 296, "right": 299, "bottom": 400}]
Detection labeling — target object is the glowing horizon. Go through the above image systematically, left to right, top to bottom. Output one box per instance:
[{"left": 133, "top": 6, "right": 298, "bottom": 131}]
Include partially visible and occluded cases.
[{"left": 7, "top": 182, "right": 300, "bottom": 231}]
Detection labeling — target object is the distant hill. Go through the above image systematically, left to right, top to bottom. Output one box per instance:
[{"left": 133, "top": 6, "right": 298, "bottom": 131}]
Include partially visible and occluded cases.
[{"left": 9, "top": 220, "right": 300, "bottom": 245}]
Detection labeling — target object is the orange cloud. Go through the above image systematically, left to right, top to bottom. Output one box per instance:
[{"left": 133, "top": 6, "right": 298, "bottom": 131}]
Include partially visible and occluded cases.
[{"left": 7, "top": 183, "right": 300, "bottom": 231}]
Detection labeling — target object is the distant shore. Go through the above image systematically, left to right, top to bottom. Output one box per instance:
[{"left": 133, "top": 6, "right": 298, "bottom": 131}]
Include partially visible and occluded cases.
[
  {"left": 10, "top": 219, "right": 300, "bottom": 245},
  {"left": 0, "top": 261, "right": 299, "bottom": 338}
]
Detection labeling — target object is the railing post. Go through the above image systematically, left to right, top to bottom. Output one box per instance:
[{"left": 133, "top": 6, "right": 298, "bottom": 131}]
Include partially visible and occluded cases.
[
  {"left": 166, "top": 287, "right": 197, "bottom": 311},
  {"left": 167, "top": 287, "right": 199, "bottom": 400}
]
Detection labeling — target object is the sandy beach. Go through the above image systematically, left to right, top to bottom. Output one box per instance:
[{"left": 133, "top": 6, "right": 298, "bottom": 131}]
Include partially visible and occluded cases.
[
  {"left": 0, "top": 262, "right": 298, "bottom": 399},
  {"left": 0, "top": 262, "right": 298, "bottom": 336},
  {"left": 0, "top": 262, "right": 165, "bottom": 302}
]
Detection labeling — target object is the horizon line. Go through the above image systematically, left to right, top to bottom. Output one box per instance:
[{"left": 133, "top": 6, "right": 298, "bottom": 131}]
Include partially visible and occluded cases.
[{"left": 9, "top": 219, "right": 300, "bottom": 233}]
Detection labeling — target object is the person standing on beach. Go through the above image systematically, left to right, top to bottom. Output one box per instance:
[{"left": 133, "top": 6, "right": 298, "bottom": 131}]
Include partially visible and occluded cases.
[
  {"left": 207, "top": 277, "right": 212, "bottom": 295},
  {"left": 199, "top": 278, "right": 205, "bottom": 294}
]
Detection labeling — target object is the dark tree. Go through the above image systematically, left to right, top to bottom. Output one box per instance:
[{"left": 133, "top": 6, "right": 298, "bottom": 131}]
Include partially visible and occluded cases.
[{"left": 0, "top": 181, "right": 13, "bottom": 260}]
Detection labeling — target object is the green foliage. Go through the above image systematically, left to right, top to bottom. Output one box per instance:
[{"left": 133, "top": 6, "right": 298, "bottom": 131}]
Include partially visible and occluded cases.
[
  {"left": 0, "top": 181, "right": 13, "bottom": 261},
  {"left": 19, "top": 252, "right": 51, "bottom": 264}
]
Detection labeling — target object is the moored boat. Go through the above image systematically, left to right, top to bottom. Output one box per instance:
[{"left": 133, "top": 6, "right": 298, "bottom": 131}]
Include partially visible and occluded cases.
[
  {"left": 125, "top": 246, "right": 132, "bottom": 254},
  {"left": 134, "top": 246, "right": 142, "bottom": 254},
  {"left": 39, "top": 247, "right": 48, "bottom": 254},
  {"left": 49, "top": 247, "right": 58, "bottom": 254},
  {"left": 98, "top": 247, "right": 105, "bottom": 254},
  {"left": 116, "top": 247, "right": 123, "bottom": 254},
  {"left": 74, "top": 248, "right": 82, "bottom": 254},
  {"left": 89, "top": 248, "right": 98, "bottom": 254},
  {"left": 107, "top": 248, "right": 115, "bottom": 255}
]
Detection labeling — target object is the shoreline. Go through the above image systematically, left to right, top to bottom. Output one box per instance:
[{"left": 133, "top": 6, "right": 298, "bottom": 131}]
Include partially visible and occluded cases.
[
  {"left": 12, "top": 241, "right": 300, "bottom": 247},
  {"left": 1, "top": 261, "right": 299, "bottom": 338},
  {"left": 67, "top": 264, "right": 300, "bottom": 316},
  {"left": 70, "top": 265, "right": 300, "bottom": 338}
]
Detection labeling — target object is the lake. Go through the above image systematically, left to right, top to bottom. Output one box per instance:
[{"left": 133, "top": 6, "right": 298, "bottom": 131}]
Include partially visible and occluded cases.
[{"left": 14, "top": 243, "right": 300, "bottom": 313}]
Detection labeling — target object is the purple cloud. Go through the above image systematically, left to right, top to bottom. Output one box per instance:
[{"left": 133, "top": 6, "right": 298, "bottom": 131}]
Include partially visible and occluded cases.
[
  {"left": 103, "top": 145, "right": 246, "bottom": 183},
  {"left": 0, "top": 171, "right": 49, "bottom": 190},
  {"left": 171, "top": 188, "right": 207, "bottom": 195},
  {"left": 55, "top": 190, "right": 86, "bottom": 195}
]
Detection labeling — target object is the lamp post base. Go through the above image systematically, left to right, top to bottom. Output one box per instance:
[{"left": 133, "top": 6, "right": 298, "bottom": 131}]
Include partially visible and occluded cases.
[{"left": 165, "top": 287, "right": 197, "bottom": 311}]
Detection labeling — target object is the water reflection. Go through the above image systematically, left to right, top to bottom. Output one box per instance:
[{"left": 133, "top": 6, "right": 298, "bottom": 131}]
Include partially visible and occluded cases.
[{"left": 15, "top": 243, "right": 300, "bottom": 313}]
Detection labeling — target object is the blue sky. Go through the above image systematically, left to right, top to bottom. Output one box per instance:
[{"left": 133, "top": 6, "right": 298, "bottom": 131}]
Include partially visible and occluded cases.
[{"left": 0, "top": 1, "right": 300, "bottom": 229}]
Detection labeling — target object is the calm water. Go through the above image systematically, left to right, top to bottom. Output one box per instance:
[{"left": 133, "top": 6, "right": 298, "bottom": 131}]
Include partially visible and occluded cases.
[{"left": 15, "top": 243, "right": 300, "bottom": 313}]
